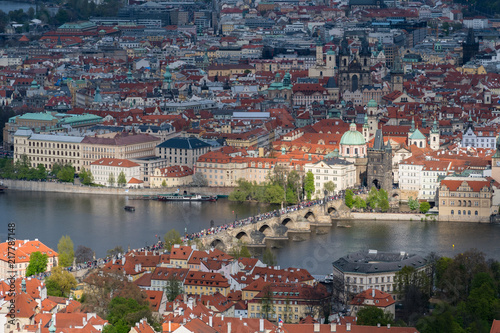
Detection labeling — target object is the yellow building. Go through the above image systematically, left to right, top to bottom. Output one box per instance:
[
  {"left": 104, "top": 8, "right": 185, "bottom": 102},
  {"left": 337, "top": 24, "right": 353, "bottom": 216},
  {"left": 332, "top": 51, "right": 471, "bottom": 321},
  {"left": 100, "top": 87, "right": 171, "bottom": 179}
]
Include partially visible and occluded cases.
[
  {"left": 207, "top": 64, "right": 255, "bottom": 77},
  {"left": 457, "top": 64, "right": 487, "bottom": 74},
  {"left": 150, "top": 166, "right": 193, "bottom": 188},
  {"left": 438, "top": 177, "right": 494, "bottom": 222},
  {"left": 184, "top": 271, "right": 230, "bottom": 296},
  {"left": 247, "top": 283, "right": 330, "bottom": 323}
]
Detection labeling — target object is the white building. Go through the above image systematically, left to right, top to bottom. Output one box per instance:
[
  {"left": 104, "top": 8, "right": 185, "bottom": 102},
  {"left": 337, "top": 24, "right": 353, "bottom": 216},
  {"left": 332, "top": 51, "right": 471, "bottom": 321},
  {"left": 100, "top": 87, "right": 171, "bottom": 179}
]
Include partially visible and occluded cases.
[
  {"left": 463, "top": 18, "right": 489, "bottom": 30},
  {"left": 462, "top": 122, "right": 497, "bottom": 149},
  {"left": 304, "top": 157, "right": 356, "bottom": 198},
  {"left": 399, "top": 157, "right": 424, "bottom": 193},
  {"left": 90, "top": 158, "right": 142, "bottom": 187},
  {"left": 419, "top": 160, "right": 450, "bottom": 201}
]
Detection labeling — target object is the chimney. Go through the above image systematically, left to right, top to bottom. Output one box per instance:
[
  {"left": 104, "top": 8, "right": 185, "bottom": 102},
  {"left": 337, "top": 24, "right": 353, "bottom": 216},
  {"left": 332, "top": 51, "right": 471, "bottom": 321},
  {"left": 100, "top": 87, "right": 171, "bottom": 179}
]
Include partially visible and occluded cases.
[
  {"left": 372, "top": 289, "right": 375, "bottom": 298},
  {"left": 240, "top": 315, "right": 242, "bottom": 321},
  {"left": 209, "top": 316, "right": 213, "bottom": 327},
  {"left": 260, "top": 318, "right": 264, "bottom": 332},
  {"left": 168, "top": 321, "right": 171, "bottom": 332},
  {"left": 227, "top": 322, "right": 232, "bottom": 333},
  {"left": 314, "top": 323, "right": 320, "bottom": 332},
  {"left": 330, "top": 323, "right": 336, "bottom": 332},
  {"left": 346, "top": 323, "right": 351, "bottom": 331},
  {"left": 377, "top": 323, "right": 381, "bottom": 328},
  {"left": 387, "top": 324, "right": 391, "bottom": 329}
]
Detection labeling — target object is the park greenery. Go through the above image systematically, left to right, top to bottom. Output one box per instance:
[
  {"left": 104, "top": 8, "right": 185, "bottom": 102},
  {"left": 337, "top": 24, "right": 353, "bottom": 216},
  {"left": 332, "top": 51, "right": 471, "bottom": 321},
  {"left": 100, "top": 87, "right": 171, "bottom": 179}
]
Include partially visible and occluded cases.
[
  {"left": 0, "top": 156, "right": 48, "bottom": 180},
  {"left": 229, "top": 167, "right": 318, "bottom": 204},
  {"left": 79, "top": 168, "right": 94, "bottom": 186},
  {"left": 346, "top": 187, "right": 388, "bottom": 212},
  {"left": 164, "top": 229, "right": 182, "bottom": 250},
  {"left": 58, "top": 235, "right": 75, "bottom": 267},
  {"left": 26, "top": 251, "right": 48, "bottom": 277},
  {"left": 46, "top": 266, "right": 77, "bottom": 297}
]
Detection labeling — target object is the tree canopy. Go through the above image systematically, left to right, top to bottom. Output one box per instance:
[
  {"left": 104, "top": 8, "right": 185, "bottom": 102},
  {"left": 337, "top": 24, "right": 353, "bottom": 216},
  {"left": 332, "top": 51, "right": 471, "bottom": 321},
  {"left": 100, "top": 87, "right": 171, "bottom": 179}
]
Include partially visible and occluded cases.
[
  {"left": 164, "top": 229, "right": 182, "bottom": 250},
  {"left": 58, "top": 235, "right": 75, "bottom": 267},
  {"left": 26, "top": 251, "right": 48, "bottom": 277},
  {"left": 46, "top": 266, "right": 77, "bottom": 297}
]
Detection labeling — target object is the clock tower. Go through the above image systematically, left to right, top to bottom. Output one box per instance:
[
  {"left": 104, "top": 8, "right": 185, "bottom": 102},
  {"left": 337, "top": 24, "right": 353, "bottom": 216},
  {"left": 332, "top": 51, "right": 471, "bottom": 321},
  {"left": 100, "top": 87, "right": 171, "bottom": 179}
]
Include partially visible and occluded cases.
[{"left": 492, "top": 136, "right": 500, "bottom": 183}]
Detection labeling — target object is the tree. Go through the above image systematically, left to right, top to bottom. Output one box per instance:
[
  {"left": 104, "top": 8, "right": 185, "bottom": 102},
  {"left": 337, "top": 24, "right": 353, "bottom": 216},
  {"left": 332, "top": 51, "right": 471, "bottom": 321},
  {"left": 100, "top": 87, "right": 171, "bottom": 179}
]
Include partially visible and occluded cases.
[
  {"left": 35, "top": 164, "right": 47, "bottom": 180},
  {"left": 57, "top": 164, "right": 75, "bottom": 182},
  {"left": 80, "top": 167, "right": 94, "bottom": 185},
  {"left": 287, "top": 170, "right": 302, "bottom": 203},
  {"left": 117, "top": 171, "right": 127, "bottom": 186},
  {"left": 304, "top": 171, "right": 315, "bottom": 200},
  {"left": 191, "top": 172, "right": 208, "bottom": 186},
  {"left": 108, "top": 173, "right": 115, "bottom": 186},
  {"left": 161, "top": 179, "right": 167, "bottom": 188},
  {"left": 324, "top": 181, "right": 336, "bottom": 195},
  {"left": 264, "top": 183, "right": 285, "bottom": 204},
  {"left": 367, "top": 187, "right": 380, "bottom": 209},
  {"left": 345, "top": 189, "right": 354, "bottom": 208},
  {"left": 353, "top": 196, "right": 367, "bottom": 210},
  {"left": 408, "top": 197, "right": 419, "bottom": 211},
  {"left": 379, "top": 198, "right": 390, "bottom": 212},
  {"left": 420, "top": 202, "right": 431, "bottom": 214},
  {"left": 164, "top": 229, "right": 182, "bottom": 250},
  {"left": 58, "top": 235, "right": 74, "bottom": 267},
  {"left": 230, "top": 240, "right": 252, "bottom": 259},
  {"left": 75, "top": 245, "right": 94, "bottom": 264},
  {"left": 107, "top": 246, "right": 124, "bottom": 258},
  {"left": 263, "top": 248, "right": 277, "bottom": 267},
  {"left": 26, "top": 251, "right": 48, "bottom": 276},
  {"left": 45, "top": 266, "right": 77, "bottom": 297},
  {"left": 395, "top": 266, "right": 430, "bottom": 324},
  {"left": 82, "top": 269, "right": 148, "bottom": 318},
  {"left": 166, "top": 276, "right": 183, "bottom": 302},
  {"left": 106, "top": 297, "right": 153, "bottom": 333},
  {"left": 356, "top": 306, "right": 394, "bottom": 326}
]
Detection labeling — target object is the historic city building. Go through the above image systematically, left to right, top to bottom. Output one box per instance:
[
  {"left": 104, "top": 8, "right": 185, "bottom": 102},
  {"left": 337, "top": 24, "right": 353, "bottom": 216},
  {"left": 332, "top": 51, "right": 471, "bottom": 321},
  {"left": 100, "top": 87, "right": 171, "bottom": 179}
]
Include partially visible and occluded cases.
[
  {"left": 338, "top": 37, "right": 372, "bottom": 95},
  {"left": 366, "top": 129, "right": 393, "bottom": 191}
]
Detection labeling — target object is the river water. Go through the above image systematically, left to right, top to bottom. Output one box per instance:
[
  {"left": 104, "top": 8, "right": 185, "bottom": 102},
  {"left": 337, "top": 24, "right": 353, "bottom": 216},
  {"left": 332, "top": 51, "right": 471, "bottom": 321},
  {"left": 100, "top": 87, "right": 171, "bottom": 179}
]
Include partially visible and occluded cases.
[
  {"left": 0, "top": 1, "right": 36, "bottom": 13},
  {"left": 2, "top": 190, "right": 500, "bottom": 275}
]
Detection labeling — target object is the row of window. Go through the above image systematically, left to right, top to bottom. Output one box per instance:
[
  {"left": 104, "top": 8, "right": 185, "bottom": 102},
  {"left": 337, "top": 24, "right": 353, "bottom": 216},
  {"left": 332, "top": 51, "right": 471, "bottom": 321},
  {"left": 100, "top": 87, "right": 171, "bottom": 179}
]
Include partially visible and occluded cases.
[{"left": 450, "top": 210, "right": 478, "bottom": 215}]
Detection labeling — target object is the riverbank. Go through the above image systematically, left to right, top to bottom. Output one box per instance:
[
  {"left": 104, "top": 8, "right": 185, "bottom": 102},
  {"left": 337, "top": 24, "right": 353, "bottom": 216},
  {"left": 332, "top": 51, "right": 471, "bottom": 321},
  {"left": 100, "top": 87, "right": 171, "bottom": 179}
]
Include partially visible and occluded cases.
[
  {"left": 1, "top": 179, "right": 234, "bottom": 196},
  {"left": 351, "top": 212, "right": 432, "bottom": 221}
]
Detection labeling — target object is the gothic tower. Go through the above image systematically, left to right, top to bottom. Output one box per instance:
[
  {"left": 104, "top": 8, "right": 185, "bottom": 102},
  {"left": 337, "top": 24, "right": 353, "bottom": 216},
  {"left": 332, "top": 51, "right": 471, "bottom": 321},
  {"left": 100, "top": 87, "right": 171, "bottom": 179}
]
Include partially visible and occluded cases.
[
  {"left": 462, "top": 28, "right": 479, "bottom": 64},
  {"left": 391, "top": 55, "right": 404, "bottom": 92},
  {"left": 366, "top": 99, "right": 378, "bottom": 139},
  {"left": 367, "top": 129, "right": 393, "bottom": 191}
]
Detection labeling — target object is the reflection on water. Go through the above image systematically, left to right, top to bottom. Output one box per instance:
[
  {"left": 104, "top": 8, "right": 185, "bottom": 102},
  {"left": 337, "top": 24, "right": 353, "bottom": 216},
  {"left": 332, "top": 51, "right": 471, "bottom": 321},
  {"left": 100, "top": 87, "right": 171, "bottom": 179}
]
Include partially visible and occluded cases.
[{"left": 2, "top": 190, "right": 500, "bottom": 275}]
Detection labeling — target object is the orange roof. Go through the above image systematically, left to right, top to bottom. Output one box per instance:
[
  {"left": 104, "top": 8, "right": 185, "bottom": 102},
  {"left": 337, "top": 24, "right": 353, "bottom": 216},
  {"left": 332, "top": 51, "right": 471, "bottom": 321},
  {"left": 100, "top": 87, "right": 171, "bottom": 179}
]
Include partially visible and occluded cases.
[
  {"left": 128, "top": 177, "right": 144, "bottom": 184},
  {"left": 441, "top": 179, "right": 490, "bottom": 192},
  {"left": 0, "top": 239, "right": 57, "bottom": 264},
  {"left": 350, "top": 288, "right": 395, "bottom": 308}
]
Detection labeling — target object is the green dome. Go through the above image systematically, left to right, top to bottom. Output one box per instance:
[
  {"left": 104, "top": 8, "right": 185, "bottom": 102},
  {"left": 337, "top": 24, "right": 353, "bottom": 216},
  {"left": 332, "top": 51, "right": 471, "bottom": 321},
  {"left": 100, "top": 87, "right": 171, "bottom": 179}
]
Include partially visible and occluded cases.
[
  {"left": 367, "top": 99, "right": 377, "bottom": 108},
  {"left": 340, "top": 125, "right": 365, "bottom": 146}
]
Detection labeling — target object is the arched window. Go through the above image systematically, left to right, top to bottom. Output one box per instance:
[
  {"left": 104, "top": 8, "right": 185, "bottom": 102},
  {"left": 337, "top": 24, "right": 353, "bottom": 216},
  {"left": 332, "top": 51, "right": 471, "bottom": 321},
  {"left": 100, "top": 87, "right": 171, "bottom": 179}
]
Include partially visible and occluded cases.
[
  {"left": 451, "top": 210, "right": 454, "bottom": 215},
  {"left": 458, "top": 210, "right": 461, "bottom": 215},
  {"left": 463, "top": 210, "right": 466, "bottom": 215},
  {"left": 468, "top": 210, "right": 471, "bottom": 215},
  {"left": 475, "top": 211, "right": 478, "bottom": 215}
]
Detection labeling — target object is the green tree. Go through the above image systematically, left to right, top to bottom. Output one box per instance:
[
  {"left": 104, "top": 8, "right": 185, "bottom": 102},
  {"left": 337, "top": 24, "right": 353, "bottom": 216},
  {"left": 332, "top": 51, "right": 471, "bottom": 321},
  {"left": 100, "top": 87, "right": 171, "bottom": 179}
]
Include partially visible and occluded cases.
[
  {"left": 35, "top": 164, "right": 47, "bottom": 180},
  {"left": 57, "top": 164, "right": 75, "bottom": 182},
  {"left": 80, "top": 167, "right": 94, "bottom": 185},
  {"left": 287, "top": 170, "right": 302, "bottom": 202},
  {"left": 117, "top": 171, "right": 127, "bottom": 186},
  {"left": 304, "top": 171, "right": 315, "bottom": 200},
  {"left": 108, "top": 172, "right": 116, "bottom": 186},
  {"left": 161, "top": 179, "right": 167, "bottom": 187},
  {"left": 324, "top": 180, "right": 336, "bottom": 195},
  {"left": 264, "top": 183, "right": 285, "bottom": 204},
  {"left": 367, "top": 186, "right": 380, "bottom": 209},
  {"left": 285, "top": 187, "right": 298, "bottom": 204},
  {"left": 345, "top": 189, "right": 354, "bottom": 208},
  {"left": 353, "top": 196, "right": 367, "bottom": 209},
  {"left": 408, "top": 197, "right": 419, "bottom": 211},
  {"left": 379, "top": 198, "right": 390, "bottom": 212},
  {"left": 420, "top": 202, "right": 431, "bottom": 214},
  {"left": 164, "top": 229, "right": 182, "bottom": 250},
  {"left": 58, "top": 235, "right": 74, "bottom": 267},
  {"left": 230, "top": 240, "right": 252, "bottom": 258},
  {"left": 263, "top": 248, "right": 277, "bottom": 267},
  {"left": 26, "top": 251, "right": 48, "bottom": 276},
  {"left": 395, "top": 265, "right": 430, "bottom": 324},
  {"left": 46, "top": 266, "right": 77, "bottom": 297},
  {"left": 166, "top": 275, "right": 183, "bottom": 302},
  {"left": 106, "top": 297, "right": 153, "bottom": 333},
  {"left": 416, "top": 302, "right": 465, "bottom": 333},
  {"left": 356, "top": 306, "right": 394, "bottom": 326}
]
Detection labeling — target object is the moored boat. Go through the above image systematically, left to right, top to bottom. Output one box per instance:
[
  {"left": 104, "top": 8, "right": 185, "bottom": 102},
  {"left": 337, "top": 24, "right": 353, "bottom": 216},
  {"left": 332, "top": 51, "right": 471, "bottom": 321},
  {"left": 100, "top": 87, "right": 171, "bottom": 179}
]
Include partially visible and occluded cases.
[
  {"left": 0, "top": 185, "right": 7, "bottom": 193},
  {"left": 157, "top": 193, "right": 217, "bottom": 202},
  {"left": 124, "top": 205, "right": 136, "bottom": 212}
]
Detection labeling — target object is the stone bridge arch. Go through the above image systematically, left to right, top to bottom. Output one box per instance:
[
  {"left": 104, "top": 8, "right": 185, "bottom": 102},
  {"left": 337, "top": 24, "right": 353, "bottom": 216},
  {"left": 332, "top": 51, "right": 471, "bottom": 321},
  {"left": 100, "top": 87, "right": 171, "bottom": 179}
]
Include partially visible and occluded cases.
[
  {"left": 327, "top": 206, "right": 337, "bottom": 215},
  {"left": 304, "top": 211, "right": 316, "bottom": 222},
  {"left": 281, "top": 216, "right": 297, "bottom": 228},
  {"left": 259, "top": 224, "right": 273, "bottom": 237},
  {"left": 235, "top": 231, "right": 250, "bottom": 243},
  {"left": 210, "top": 238, "right": 225, "bottom": 250}
]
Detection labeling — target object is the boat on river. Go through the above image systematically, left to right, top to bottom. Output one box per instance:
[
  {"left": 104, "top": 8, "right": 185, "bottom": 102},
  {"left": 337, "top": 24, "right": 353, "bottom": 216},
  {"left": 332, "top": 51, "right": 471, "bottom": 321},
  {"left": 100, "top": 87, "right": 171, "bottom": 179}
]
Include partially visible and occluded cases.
[
  {"left": 0, "top": 185, "right": 7, "bottom": 193},
  {"left": 157, "top": 192, "right": 217, "bottom": 202},
  {"left": 124, "top": 205, "right": 136, "bottom": 212}
]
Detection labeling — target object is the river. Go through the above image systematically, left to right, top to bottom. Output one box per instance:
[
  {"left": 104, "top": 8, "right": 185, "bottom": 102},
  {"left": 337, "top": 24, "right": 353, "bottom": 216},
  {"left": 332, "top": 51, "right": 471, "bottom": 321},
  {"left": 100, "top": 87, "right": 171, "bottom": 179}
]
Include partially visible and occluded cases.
[
  {"left": 0, "top": 1, "right": 36, "bottom": 13},
  {"left": 2, "top": 190, "right": 500, "bottom": 275}
]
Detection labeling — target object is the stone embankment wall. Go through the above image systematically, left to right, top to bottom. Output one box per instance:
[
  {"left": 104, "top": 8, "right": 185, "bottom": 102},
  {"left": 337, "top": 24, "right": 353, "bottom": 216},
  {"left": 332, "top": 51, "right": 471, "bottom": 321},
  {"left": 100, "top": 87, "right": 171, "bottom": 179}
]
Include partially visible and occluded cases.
[
  {"left": 1, "top": 179, "right": 233, "bottom": 196},
  {"left": 351, "top": 212, "right": 431, "bottom": 221}
]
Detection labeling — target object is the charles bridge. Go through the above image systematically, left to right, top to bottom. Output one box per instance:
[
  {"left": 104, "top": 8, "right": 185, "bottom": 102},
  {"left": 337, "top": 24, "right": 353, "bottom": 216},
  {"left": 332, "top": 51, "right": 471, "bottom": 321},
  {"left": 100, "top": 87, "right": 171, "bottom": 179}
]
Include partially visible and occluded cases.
[{"left": 200, "top": 199, "right": 352, "bottom": 251}]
